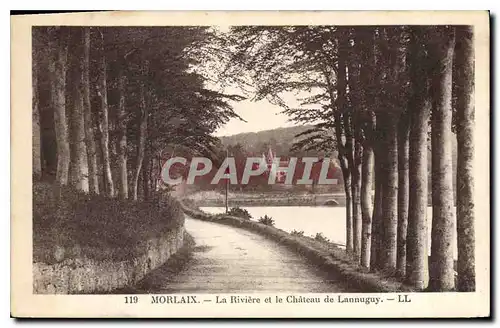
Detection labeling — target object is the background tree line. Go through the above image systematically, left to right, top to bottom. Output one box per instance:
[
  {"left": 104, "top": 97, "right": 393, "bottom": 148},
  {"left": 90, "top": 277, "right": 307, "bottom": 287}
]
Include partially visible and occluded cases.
[
  {"left": 221, "top": 25, "right": 475, "bottom": 292},
  {"left": 32, "top": 26, "right": 243, "bottom": 201}
]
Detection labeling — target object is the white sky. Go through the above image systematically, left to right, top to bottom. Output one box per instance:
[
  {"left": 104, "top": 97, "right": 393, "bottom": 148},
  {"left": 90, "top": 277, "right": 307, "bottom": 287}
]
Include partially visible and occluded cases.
[{"left": 214, "top": 97, "right": 298, "bottom": 137}]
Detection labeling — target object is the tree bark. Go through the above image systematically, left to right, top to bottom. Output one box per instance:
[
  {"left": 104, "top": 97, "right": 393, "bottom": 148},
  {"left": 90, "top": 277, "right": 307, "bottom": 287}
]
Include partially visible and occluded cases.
[
  {"left": 429, "top": 26, "right": 456, "bottom": 291},
  {"left": 455, "top": 26, "right": 475, "bottom": 292},
  {"left": 405, "top": 27, "right": 432, "bottom": 290},
  {"left": 49, "top": 28, "right": 70, "bottom": 186},
  {"left": 82, "top": 28, "right": 99, "bottom": 194},
  {"left": 97, "top": 30, "right": 115, "bottom": 197},
  {"left": 347, "top": 30, "right": 363, "bottom": 263},
  {"left": 335, "top": 34, "right": 353, "bottom": 255},
  {"left": 68, "top": 36, "right": 89, "bottom": 193},
  {"left": 32, "top": 47, "right": 42, "bottom": 180},
  {"left": 117, "top": 73, "right": 128, "bottom": 199},
  {"left": 132, "top": 82, "right": 148, "bottom": 201},
  {"left": 406, "top": 103, "right": 431, "bottom": 289},
  {"left": 345, "top": 113, "right": 361, "bottom": 261},
  {"left": 396, "top": 113, "right": 410, "bottom": 276},
  {"left": 380, "top": 114, "right": 398, "bottom": 271},
  {"left": 352, "top": 125, "right": 363, "bottom": 263},
  {"left": 361, "top": 137, "right": 374, "bottom": 268},
  {"left": 370, "top": 137, "right": 384, "bottom": 270},
  {"left": 340, "top": 156, "right": 353, "bottom": 254}
]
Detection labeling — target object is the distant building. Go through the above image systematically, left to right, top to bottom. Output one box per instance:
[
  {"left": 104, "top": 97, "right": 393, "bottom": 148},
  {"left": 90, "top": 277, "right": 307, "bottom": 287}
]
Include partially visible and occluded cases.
[{"left": 261, "top": 147, "right": 289, "bottom": 183}]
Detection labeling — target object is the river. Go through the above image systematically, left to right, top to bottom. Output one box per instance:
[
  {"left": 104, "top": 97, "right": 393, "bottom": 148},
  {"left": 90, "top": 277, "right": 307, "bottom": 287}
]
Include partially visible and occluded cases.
[{"left": 200, "top": 206, "right": 458, "bottom": 259}]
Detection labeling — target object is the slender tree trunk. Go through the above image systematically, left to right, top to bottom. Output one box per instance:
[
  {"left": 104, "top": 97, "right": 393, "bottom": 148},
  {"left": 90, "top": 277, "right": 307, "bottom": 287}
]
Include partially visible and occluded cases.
[
  {"left": 429, "top": 26, "right": 456, "bottom": 291},
  {"left": 455, "top": 26, "right": 475, "bottom": 292},
  {"left": 406, "top": 27, "right": 431, "bottom": 290},
  {"left": 49, "top": 28, "right": 70, "bottom": 186},
  {"left": 82, "top": 28, "right": 99, "bottom": 194},
  {"left": 358, "top": 29, "right": 376, "bottom": 269},
  {"left": 97, "top": 30, "right": 115, "bottom": 197},
  {"left": 347, "top": 30, "right": 363, "bottom": 263},
  {"left": 69, "top": 31, "right": 89, "bottom": 193},
  {"left": 335, "top": 34, "right": 353, "bottom": 256},
  {"left": 32, "top": 50, "right": 42, "bottom": 179},
  {"left": 117, "top": 74, "right": 128, "bottom": 199},
  {"left": 132, "top": 83, "right": 148, "bottom": 201},
  {"left": 396, "top": 113, "right": 410, "bottom": 276},
  {"left": 345, "top": 114, "right": 362, "bottom": 262},
  {"left": 380, "top": 114, "right": 398, "bottom": 271},
  {"left": 335, "top": 115, "right": 353, "bottom": 255},
  {"left": 344, "top": 116, "right": 356, "bottom": 257},
  {"left": 352, "top": 128, "right": 363, "bottom": 263},
  {"left": 361, "top": 138, "right": 374, "bottom": 268},
  {"left": 370, "top": 138, "right": 384, "bottom": 270},
  {"left": 341, "top": 162, "right": 353, "bottom": 254}
]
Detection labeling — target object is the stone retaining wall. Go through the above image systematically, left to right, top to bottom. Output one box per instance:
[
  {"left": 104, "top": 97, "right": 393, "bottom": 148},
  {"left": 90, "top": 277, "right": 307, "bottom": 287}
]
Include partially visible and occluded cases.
[{"left": 33, "top": 226, "right": 185, "bottom": 294}]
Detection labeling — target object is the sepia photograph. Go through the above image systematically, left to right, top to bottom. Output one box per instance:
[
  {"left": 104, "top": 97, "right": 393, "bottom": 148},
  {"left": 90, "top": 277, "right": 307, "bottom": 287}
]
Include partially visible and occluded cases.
[{"left": 11, "top": 11, "right": 490, "bottom": 318}]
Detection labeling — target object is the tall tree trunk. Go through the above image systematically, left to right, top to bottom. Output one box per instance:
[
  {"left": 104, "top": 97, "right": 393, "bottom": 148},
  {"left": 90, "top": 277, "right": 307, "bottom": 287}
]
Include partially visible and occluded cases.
[
  {"left": 429, "top": 26, "right": 456, "bottom": 292},
  {"left": 455, "top": 26, "right": 475, "bottom": 292},
  {"left": 405, "top": 27, "right": 432, "bottom": 290},
  {"left": 49, "top": 28, "right": 70, "bottom": 186},
  {"left": 82, "top": 28, "right": 99, "bottom": 194},
  {"left": 358, "top": 28, "right": 376, "bottom": 269},
  {"left": 347, "top": 29, "right": 363, "bottom": 263},
  {"left": 97, "top": 30, "right": 115, "bottom": 197},
  {"left": 335, "top": 33, "right": 353, "bottom": 255},
  {"left": 68, "top": 41, "right": 89, "bottom": 193},
  {"left": 32, "top": 49, "right": 42, "bottom": 180},
  {"left": 117, "top": 74, "right": 128, "bottom": 199},
  {"left": 132, "top": 83, "right": 148, "bottom": 201},
  {"left": 406, "top": 104, "right": 431, "bottom": 289},
  {"left": 345, "top": 113, "right": 361, "bottom": 261},
  {"left": 396, "top": 113, "right": 410, "bottom": 276},
  {"left": 380, "top": 114, "right": 398, "bottom": 271},
  {"left": 352, "top": 126, "right": 363, "bottom": 263},
  {"left": 360, "top": 126, "right": 374, "bottom": 268},
  {"left": 370, "top": 136, "right": 384, "bottom": 270},
  {"left": 341, "top": 158, "right": 353, "bottom": 254}
]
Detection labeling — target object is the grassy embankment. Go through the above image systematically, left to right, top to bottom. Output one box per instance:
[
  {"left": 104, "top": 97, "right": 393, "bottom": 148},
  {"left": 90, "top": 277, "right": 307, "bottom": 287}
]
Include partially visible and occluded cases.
[{"left": 33, "top": 182, "right": 184, "bottom": 265}]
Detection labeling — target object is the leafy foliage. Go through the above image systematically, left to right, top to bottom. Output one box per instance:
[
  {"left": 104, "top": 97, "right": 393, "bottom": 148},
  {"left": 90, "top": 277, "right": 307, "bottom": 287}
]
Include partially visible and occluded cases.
[
  {"left": 227, "top": 207, "right": 252, "bottom": 220},
  {"left": 258, "top": 215, "right": 275, "bottom": 226},
  {"left": 314, "top": 232, "right": 330, "bottom": 243}
]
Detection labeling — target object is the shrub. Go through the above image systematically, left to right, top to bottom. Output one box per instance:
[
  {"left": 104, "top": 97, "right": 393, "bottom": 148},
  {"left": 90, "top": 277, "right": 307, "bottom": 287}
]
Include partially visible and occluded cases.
[
  {"left": 33, "top": 182, "right": 184, "bottom": 264},
  {"left": 227, "top": 207, "right": 252, "bottom": 220},
  {"left": 258, "top": 215, "right": 275, "bottom": 226},
  {"left": 290, "top": 230, "right": 304, "bottom": 236},
  {"left": 314, "top": 232, "right": 329, "bottom": 243}
]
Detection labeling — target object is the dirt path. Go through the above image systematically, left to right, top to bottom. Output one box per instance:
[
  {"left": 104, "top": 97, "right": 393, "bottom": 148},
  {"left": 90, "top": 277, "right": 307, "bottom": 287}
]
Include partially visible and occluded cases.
[{"left": 133, "top": 216, "right": 349, "bottom": 293}]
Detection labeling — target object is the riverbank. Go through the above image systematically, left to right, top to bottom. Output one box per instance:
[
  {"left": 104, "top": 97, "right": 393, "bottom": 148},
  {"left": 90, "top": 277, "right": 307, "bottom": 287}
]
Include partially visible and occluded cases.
[
  {"left": 185, "top": 190, "right": 345, "bottom": 207},
  {"left": 180, "top": 201, "right": 415, "bottom": 293}
]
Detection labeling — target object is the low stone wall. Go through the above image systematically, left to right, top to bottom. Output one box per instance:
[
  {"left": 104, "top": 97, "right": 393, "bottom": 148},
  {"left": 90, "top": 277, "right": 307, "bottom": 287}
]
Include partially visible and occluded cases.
[
  {"left": 193, "top": 198, "right": 343, "bottom": 207},
  {"left": 181, "top": 202, "right": 414, "bottom": 293},
  {"left": 33, "top": 226, "right": 185, "bottom": 294}
]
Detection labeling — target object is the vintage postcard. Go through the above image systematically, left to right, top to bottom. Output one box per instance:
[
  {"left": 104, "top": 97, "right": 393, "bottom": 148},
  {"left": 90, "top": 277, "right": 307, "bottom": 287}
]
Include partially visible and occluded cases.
[{"left": 11, "top": 11, "right": 490, "bottom": 318}]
